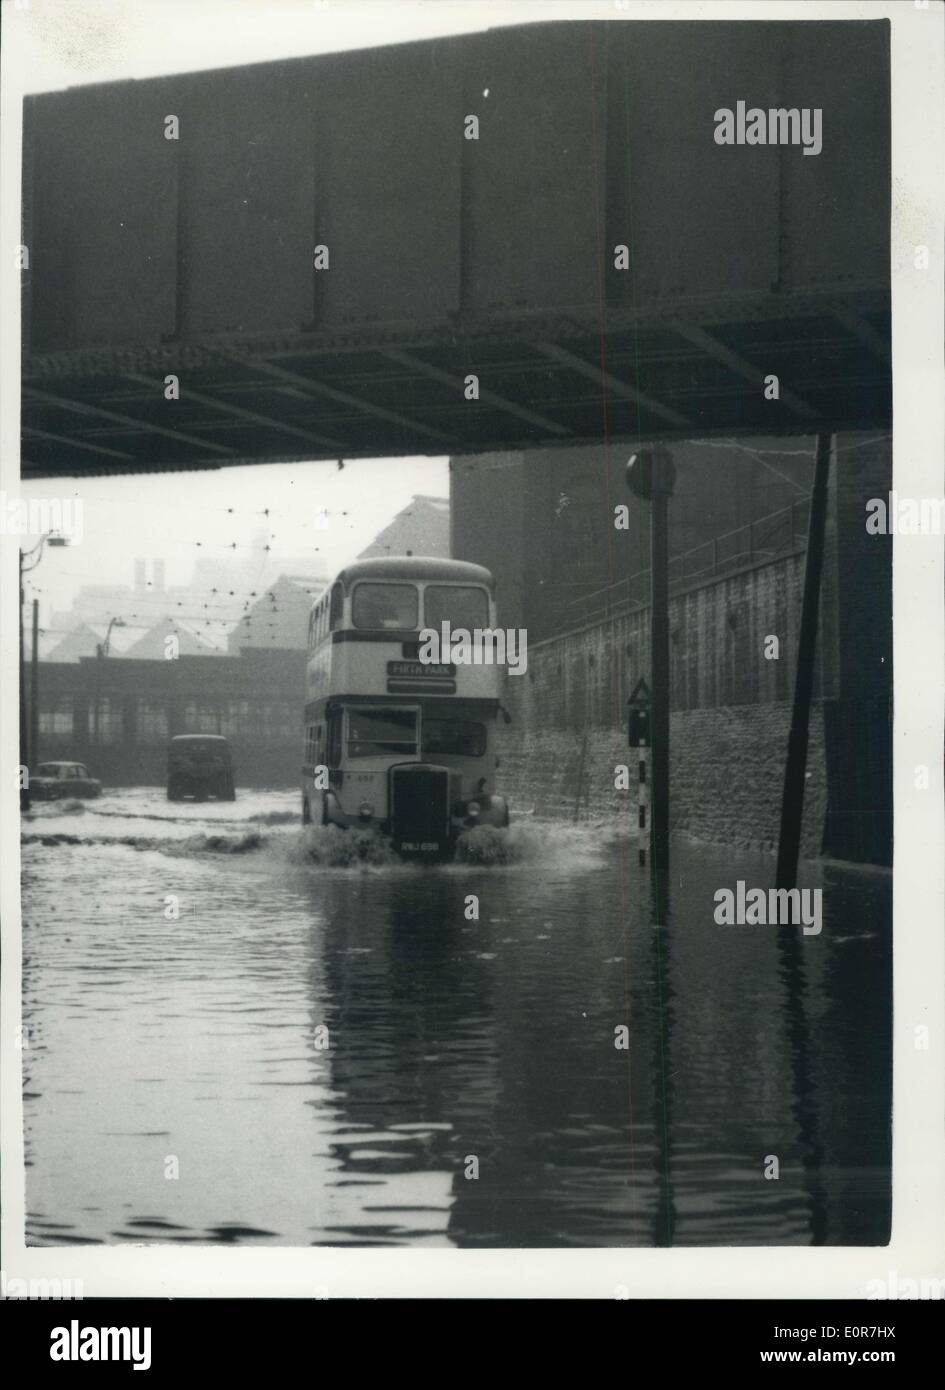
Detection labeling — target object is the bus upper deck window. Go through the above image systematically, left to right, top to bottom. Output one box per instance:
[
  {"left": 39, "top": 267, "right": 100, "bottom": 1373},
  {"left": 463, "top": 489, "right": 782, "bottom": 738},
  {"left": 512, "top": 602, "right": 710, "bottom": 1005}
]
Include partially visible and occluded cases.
[
  {"left": 352, "top": 582, "right": 418, "bottom": 631},
  {"left": 329, "top": 583, "right": 344, "bottom": 631},
  {"left": 424, "top": 585, "right": 489, "bottom": 631}
]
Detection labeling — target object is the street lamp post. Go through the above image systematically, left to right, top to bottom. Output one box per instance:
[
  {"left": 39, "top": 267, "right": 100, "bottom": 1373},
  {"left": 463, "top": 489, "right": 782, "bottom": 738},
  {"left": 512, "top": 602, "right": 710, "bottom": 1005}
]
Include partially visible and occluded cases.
[
  {"left": 19, "top": 533, "right": 68, "bottom": 812},
  {"left": 96, "top": 615, "right": 126, "bottom": 660},
  {"left": 93, "top": 617, "right": 126, "bottom": 751}
]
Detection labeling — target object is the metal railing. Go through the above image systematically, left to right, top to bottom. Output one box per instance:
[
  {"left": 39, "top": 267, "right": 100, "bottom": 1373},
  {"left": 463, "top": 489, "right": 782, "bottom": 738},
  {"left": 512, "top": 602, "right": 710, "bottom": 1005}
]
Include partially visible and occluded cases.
[{"left": 557, "top": 495, "right": 811, "bottom": 630}]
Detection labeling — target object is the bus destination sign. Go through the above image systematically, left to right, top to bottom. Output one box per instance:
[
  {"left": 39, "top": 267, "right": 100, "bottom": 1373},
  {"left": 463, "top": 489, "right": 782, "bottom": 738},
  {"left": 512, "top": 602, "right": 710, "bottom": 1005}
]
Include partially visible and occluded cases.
[{"left": 387, "top": 660, "right": 456, "bottom": 680}]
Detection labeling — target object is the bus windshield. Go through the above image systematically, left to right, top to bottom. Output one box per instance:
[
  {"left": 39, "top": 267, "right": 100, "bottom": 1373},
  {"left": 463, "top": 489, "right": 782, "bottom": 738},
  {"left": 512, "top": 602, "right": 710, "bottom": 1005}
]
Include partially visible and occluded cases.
[
  {"left": 352, "top": 582, "right": 418, "bottom": 630},
  {"left": 424, "top": 585, "right": 489, "bottom": 630},
  {"left": 347, "top": 708, "right": 419, "bottom": 758},
  {"left": 422, "top": 719, "right": 487, "bottom": 757}
]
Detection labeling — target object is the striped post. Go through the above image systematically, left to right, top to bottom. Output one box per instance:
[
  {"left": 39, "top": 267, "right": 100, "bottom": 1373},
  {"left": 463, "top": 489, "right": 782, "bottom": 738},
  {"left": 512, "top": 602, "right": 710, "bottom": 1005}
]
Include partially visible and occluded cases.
[
  {"left": 627, "top": 675, "right": 651, "bottom": 868},
  {"left": 638, "top": 740, "right": 650, "bottom": 867}
]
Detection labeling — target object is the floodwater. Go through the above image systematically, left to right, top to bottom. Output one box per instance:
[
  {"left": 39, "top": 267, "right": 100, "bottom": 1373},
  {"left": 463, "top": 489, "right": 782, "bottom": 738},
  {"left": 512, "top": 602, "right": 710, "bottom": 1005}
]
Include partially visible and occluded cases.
[{"left": 20, "top": 788, "right": 891, "bottom": 1248}]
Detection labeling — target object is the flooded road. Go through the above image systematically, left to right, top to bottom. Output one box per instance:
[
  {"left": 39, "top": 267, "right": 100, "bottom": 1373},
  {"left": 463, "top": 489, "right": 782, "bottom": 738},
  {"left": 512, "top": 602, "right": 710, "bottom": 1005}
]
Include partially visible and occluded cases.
[{"left": 21, "top": 789, "right": 891, "bottom": 1248}]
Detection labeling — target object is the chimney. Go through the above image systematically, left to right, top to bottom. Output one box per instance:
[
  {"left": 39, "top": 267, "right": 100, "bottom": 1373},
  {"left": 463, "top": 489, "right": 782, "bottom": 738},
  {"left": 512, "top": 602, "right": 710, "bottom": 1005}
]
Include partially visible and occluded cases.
[
  {"left": 153, "top": 558, "right": 166, "bottom": 592},
  {"left": 133, "top": 559, "right": 146, "bottom": 591}
]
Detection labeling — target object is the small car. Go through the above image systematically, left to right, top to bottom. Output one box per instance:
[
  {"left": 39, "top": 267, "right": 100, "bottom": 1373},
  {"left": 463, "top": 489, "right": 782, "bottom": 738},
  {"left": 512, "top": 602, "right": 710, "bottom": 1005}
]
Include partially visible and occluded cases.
[
  {"left": 167, "top": 735, "right": 236, "bottom": 802},
  {"left": 30, "top": 761, "right": 102, "bottom": 800}
]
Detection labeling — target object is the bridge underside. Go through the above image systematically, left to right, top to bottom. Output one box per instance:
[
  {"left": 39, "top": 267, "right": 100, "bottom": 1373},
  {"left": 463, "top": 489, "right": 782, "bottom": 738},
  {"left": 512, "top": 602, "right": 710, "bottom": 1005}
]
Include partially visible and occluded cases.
[
  {"left": 20, "top": 20, "right": 890, "bottom": 478},
  {"left": 21, "top": 293, "right": 890, "bottom": 478}
]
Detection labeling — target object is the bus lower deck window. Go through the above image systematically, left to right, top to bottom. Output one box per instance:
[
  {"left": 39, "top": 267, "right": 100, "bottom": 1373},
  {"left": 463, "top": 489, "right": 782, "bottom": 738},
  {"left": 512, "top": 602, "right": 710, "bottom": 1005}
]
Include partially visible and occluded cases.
[
  {"left": 347, "top": 708, "right": 419, "bottom": 757},
  {"left": 422, "top": 719, "right": 487, "bottom": 757}
]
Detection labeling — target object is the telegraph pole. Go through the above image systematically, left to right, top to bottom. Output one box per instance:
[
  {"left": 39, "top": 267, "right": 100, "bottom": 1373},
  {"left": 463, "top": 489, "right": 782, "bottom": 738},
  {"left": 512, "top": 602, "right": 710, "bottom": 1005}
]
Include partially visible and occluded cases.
[
  {"left": 776, "top": 432, "right": 833, "bottom": 889},
  {"left": 19, "top": 533, "right": 69, "bottom": 811},
  {"left": 30, "top": 599, "right": 40, "bottom": 773}
]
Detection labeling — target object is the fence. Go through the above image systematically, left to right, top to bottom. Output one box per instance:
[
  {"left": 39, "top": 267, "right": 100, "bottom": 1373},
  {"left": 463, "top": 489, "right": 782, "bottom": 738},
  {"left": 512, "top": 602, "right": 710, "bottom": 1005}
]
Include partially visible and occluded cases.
[{"left": 560, "top": 495, "right": 812, "bottom": 631}]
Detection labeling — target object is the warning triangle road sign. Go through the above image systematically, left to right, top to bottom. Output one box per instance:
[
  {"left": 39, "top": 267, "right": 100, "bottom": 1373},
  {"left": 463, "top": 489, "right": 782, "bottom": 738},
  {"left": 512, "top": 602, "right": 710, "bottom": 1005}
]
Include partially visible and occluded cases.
[{"left": 628, "top": 676, "right": 651, "bottom": 704}]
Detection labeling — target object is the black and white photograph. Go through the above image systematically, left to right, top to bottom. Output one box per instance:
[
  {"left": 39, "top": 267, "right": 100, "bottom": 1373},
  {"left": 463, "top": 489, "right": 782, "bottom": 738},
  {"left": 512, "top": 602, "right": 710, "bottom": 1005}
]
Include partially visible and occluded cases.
[{"left": 1, "top": 0, "right": 942, "bottom": 1321}]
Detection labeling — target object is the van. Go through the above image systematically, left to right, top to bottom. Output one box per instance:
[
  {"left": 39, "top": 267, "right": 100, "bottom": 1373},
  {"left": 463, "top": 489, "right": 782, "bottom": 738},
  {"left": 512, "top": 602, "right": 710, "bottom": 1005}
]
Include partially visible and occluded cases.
[{"left": 167, "top": 735, "right": 235, "bottom": 801}]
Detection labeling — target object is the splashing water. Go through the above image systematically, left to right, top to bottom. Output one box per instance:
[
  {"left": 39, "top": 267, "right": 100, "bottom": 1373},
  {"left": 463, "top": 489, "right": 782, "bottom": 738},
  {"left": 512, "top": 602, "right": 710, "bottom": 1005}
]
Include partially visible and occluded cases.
[
  {"left": 22, "top": 787, "right": 622, "bottom": 873},
  {"left": 296, "top": 824, "right": 402, "bottom": 868}
]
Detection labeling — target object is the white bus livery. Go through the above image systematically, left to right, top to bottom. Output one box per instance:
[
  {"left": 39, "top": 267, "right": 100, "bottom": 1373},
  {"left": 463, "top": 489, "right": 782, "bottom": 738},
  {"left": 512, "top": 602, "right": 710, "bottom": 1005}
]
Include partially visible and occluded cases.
[{"left": 301, "top": 556, "right": 510, "bottom": 857}]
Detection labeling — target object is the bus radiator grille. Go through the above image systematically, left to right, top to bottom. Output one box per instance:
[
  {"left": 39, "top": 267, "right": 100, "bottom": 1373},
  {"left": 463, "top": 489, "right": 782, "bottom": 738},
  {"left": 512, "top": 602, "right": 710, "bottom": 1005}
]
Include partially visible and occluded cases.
[{"left": 390, "top": 765, "right": 451, "bottom": 853}]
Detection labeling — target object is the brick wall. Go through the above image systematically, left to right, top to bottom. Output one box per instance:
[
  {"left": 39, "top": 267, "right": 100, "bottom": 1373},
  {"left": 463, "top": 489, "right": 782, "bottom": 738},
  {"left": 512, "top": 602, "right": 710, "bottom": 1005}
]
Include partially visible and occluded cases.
[{"left": 498, "top": 549, "right": 829, "bottom": 855}]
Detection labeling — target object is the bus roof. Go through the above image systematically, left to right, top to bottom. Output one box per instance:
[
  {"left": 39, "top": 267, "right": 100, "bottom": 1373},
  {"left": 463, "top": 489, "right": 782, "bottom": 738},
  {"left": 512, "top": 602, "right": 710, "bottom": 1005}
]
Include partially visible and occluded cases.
[
  {"left": 333, "top": 556, "right": 494, "bottom": 590},
  {"left": 169, "top": 734, "right": 230, "bottom": 743}
]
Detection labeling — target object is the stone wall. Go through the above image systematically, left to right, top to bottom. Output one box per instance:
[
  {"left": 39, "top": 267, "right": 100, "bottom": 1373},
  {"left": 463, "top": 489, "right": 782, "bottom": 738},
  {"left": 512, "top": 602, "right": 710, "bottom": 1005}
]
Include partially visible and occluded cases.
[{"left": 496, "top": 705, "right": 827, "bottom": 857}]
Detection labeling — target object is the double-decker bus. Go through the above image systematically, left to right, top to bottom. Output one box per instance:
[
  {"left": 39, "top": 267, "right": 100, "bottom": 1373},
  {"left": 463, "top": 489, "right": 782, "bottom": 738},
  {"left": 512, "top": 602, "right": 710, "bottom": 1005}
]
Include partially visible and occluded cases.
[{"left": 301, "top": 556, "right": 510, "bottom": 856}]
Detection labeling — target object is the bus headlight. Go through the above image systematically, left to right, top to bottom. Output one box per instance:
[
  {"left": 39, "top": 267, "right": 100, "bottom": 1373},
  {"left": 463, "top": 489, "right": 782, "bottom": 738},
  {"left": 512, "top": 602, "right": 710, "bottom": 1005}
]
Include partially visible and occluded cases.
[{"left": 358, "top": 801, "right": 374, "bottom": 819}]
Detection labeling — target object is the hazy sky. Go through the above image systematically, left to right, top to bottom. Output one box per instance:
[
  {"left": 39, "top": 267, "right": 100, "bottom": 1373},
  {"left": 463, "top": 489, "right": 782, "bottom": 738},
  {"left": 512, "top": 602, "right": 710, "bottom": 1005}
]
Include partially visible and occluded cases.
[
  {"left": 10, "top": 0, "right": 558, "bottom": 95},
  {"left": 19, "top": 456, "right": 449, "bottom": 625}
]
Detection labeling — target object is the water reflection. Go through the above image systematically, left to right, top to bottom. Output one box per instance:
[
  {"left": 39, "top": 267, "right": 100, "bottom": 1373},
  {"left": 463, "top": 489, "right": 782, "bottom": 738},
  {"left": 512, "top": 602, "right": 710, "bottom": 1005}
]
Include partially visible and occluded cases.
[{"left": 22, "top": 791, "right": 891, "bottom": 1247}]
